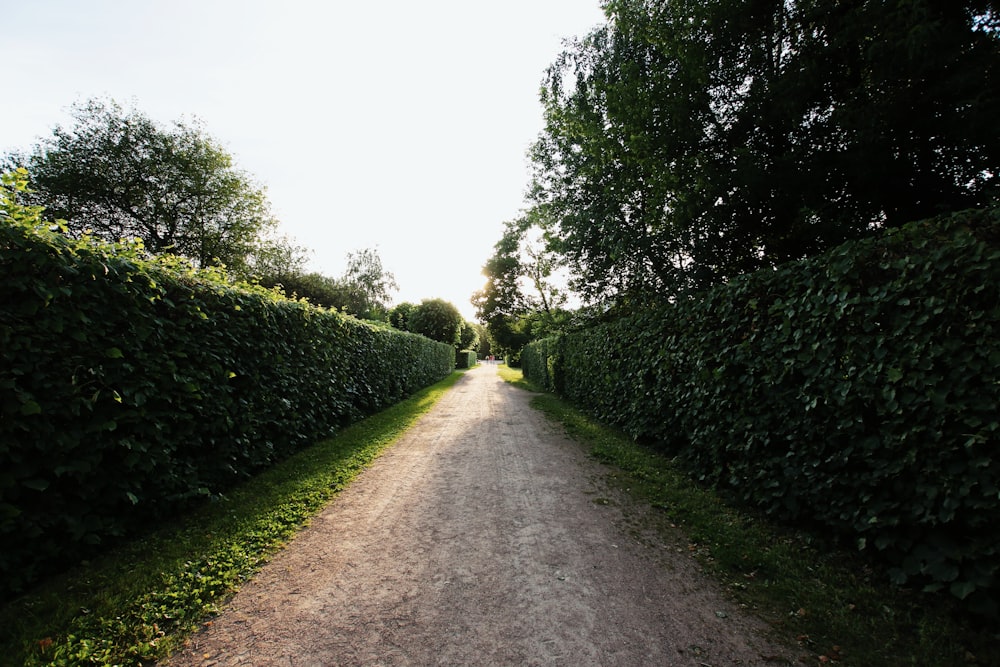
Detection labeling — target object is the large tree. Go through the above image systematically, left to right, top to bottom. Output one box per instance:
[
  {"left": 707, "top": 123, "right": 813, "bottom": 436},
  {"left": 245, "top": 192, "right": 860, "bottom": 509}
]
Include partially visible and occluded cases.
[
  {"left": 531, "top": 0, "right": 1000, "bottom": 305},
  {"left": 7, "top": 98, "right": 289, "bottom": 275},
  {"left": 473, "top": 210, "right": 570, "bottom": 359},
  {"left": 409, "top": 298, "right": 463, "bottom": 346}
]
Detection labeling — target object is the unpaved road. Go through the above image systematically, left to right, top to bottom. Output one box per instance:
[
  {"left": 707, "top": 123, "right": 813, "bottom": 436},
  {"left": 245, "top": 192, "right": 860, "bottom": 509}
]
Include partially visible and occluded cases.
[{"left": 163, "top": 365, "right": 799, "bottom": 666}]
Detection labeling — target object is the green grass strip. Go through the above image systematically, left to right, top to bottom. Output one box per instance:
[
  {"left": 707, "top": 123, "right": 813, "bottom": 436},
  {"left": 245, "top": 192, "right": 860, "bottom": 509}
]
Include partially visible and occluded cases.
[
  {"left": 499, "top": 365, "right": 998, "bottom": 667},
  {"left": 1, "top": 371, "right": 465, "bottom": 667}
]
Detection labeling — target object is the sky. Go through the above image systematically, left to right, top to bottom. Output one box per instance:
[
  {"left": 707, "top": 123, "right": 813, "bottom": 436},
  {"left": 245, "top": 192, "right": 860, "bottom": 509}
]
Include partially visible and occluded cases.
[{"left": 2, "top": 0, "right": 606, "bottom": 320}]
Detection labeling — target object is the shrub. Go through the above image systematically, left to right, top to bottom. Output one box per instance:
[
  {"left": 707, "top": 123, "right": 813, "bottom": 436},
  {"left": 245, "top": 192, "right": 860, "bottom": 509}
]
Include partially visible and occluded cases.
[
  {"left": 0, "top": 172, "right": 454, "bottom": 598},
  {"left": 523, "top": 207, "right": 1000, "bottom": 615},
  {"left": 455, "top": 349, "right": 477, "bottom": 369}
]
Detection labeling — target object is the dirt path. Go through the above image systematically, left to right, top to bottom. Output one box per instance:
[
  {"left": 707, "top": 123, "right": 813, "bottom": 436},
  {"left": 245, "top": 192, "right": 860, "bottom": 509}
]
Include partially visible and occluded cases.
[{"left": 163, "top": 365, "right": 799, "bottom": 666}]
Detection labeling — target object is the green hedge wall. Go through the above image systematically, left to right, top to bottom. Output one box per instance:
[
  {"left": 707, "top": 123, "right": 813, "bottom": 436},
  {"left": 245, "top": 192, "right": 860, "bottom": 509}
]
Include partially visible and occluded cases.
[
  {"left": 0, "top": 201, "right": 454, "bottom": 599},
  {"left": 523, "top": 208, "right": 1000, "bottom": 615},
  {"left": 520, "top": 335, "right": 562, "bottom": 395},
  {"left": 455, "top": 349, "right": 477, "bottom": 369}
]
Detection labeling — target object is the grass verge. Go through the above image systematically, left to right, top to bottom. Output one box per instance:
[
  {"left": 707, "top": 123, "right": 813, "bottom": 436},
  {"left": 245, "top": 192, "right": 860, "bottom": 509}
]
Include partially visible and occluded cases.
[
  {"left": 499, "top": 365, "right": 998, "bottom": 667},
  {"left": 1, "top": 371, "right": 465, "bottom": 667}
]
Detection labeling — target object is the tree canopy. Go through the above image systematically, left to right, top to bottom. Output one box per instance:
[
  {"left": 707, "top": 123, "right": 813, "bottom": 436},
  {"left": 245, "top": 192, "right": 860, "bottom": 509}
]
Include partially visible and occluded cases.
[
  {"left": 530, "top": 0, "right": 1000, "bottom": 306},
  {"left": 6, "top": 98, "right": 297, "bottom": 276},
  {"left": 473, "top": 211, "right": 572, "bottom": 360},
  {"left": 260, "top": 247, "right": 398, "bottom": 320},
  {"left": 339, "top": 247, "right": 399, "bottom": 320},
  {"left": 407, "top": 298, "right": 464, "bottom": 347},
  {"left": 389, "top": 299, "right": 479, "bottom": 352},
  {"left": 388, "top": 302, "right": 417, "bottom": 331},
  {"left": 458, "top": 320, "right": 480, "bottom": 351}
]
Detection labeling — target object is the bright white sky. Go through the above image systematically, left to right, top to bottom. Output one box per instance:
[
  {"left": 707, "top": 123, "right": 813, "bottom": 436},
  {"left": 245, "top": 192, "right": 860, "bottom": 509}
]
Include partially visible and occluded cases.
[{"left": 2, "top": 1, "right": 606, "bottom": 320}]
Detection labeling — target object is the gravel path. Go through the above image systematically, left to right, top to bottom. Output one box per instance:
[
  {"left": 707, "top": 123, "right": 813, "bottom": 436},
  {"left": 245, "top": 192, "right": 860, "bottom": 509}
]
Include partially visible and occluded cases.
[{"left": 162, "top": 365, "right": 798, "bottom": 666}]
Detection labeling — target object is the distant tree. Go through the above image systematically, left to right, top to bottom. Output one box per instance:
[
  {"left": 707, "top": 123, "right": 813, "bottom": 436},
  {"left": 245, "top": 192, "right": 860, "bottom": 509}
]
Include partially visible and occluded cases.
[
  {"left": 7, "top": 98, "right": 291, "bottom": 276},
  {"left": 473, "top": 209, "right": 569, "bottom": 360},
  {"left": 473, "top": 219, "right": 528, "bottom": 330},
  {"left": 246, "top": 232, "right": 310, "bottom": 280},
  {"left": 256, "top": 247, "right": 397, "bottom": 319},
  {"left": 340, "top": 247, "right": 398, "bottom": 320},
  {"left": 260, "top": 272, "right": 352, "bottom": 309},
  {"left": 409, "top": 298, "right": 463, "bottom": 346},
  {"left": 388, "top": 302, "right": 417, "bottom": 331},
  {"left": 459, "top": 320, "right": 480, "bottom": 351},
  {"left": 472, "top": 322, "right": 492, "bottom": 359}
]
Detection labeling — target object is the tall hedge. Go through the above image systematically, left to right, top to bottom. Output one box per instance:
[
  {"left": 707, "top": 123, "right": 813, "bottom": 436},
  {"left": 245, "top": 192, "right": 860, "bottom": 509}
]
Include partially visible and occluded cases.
[
  {"left": 0, "top": 185, "right": 454, "bottom": 598},
  {"left": 523, "top": 208, "right": 1000, "bottom": 615},
  {"left": 455, "top": 349, "right": 477, "bottom": 369}
]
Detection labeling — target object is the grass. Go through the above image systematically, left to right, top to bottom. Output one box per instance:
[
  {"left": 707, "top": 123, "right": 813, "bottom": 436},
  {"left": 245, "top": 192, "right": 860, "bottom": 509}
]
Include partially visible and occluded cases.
[
  {"left": 496, "top": 361, "right": 534, "bottom": 390},
  {"left": 498, "top": 364, "right": 999, "bottom": 667},
  {"left": 0, "top": 371, "right": 465, "bottom": 667}
]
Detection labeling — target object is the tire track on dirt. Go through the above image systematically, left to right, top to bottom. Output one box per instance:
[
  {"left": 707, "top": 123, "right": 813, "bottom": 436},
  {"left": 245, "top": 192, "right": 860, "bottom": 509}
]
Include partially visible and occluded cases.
[{"left": 162, "top": 366, "right": 797, "bottom": 666}]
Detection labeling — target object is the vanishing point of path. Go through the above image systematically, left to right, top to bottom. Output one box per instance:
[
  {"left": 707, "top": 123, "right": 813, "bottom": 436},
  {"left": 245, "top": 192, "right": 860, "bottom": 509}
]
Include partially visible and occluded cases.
[{"left": 162, "top": 365, "right": 798, "bottom": 666}]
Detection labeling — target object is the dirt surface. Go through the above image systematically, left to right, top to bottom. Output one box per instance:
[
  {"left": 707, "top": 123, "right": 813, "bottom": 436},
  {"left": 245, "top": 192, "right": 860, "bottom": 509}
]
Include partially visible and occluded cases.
[{"left": 162, "top": 365, "right": 800, "bottom": 666}]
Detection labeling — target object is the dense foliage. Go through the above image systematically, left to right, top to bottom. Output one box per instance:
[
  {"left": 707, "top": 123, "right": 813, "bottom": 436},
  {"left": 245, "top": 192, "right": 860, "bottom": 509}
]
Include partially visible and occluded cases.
[
  {"left": 531, "top": 0, "right": 1000, "bottom": 305},
  {"left": 4, "top": 98, "right": 301, "bottom": 277},
  {"left": 0, "top": 172, "right": 454, "bottom": 599},
  {"left": 522, "top": 207, "right": 1000, "bottom": 616},
  {"left": 473, "top": 212, "right": 573, "bottom": 362},
  {"left": 260, "top": 247, "right": 398, "bottom": 320},
  {"left": 337, "top": 247, "right": 399, "bottom": 320},
  {"left": 259, "top": 270, "right": 355, "bottom": 310},
  {"left": 405, "top": 298, "right": 464, "bottom": 346},
  {"left": 388, "top": 301, "right": 416, "bottom": 331},
  {"left": 458, "top": 320, "right": 480, "bottom": 352},
  {"left": 455, "top": 350, "right": 477, "bottom": 369},
  {"left": 1, "top": 375, "right": 463, "bottom": 667}
]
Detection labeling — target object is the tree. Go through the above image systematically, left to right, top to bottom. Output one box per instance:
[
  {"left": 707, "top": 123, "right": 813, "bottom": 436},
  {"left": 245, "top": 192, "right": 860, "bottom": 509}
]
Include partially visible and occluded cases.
[
  {"left": 531, "top": 0, "right": 1000, "bottom": 305},
  {"left": 531, "top": 4, "right": 710, "bottom": 304},
  {"left": 7, "top": 98, "right": 291, "bottom": 275},
  {"left": 473, "top": 209, "right": 570, "bottom": 360},
  {"left": 472, "top": 221, "right": 528, "bottom": 325},
  {"left": 245, "top": 232, "right": 310, "bottom": 280},
  {"left": 256, "top": 247, "right": 397, "bottom": 319},
  {"left": 340, "top": 247, "right": 398, "bottom": 320},
  {"left": 260, "top": 272, "right": 352, "bottom": 309},
  {"left": 409, "top": 299, "right": 463, "bottom": 346},
  {"left": 388, "top": 302, "right": 417, "bottom": 331},
  {"left": 459, "top": 320, "right": 480, "bottom": 351},
  {"left": 470, "top": 322, "right": 490, "bottom": 358}
]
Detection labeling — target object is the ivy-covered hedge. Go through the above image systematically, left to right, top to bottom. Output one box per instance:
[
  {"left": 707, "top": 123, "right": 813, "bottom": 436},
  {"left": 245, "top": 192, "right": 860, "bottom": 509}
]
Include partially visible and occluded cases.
[
  {"left": 0, "top": 179, "right": 454, "bottom": 599},
  {"left": 523, "top": 208, "right": 1000, "bottom": 615}
]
